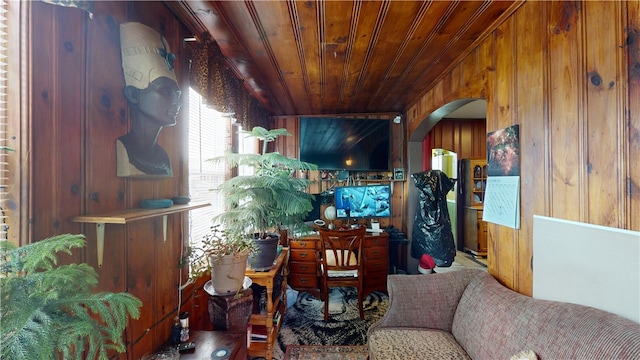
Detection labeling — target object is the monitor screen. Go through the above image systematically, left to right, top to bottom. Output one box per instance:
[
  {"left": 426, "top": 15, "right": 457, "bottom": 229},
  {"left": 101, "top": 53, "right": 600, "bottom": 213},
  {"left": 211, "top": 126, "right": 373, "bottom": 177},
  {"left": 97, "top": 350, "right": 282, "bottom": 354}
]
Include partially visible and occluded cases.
[{"left": 334, "top": 184, "right": 391, "bottom": 219}]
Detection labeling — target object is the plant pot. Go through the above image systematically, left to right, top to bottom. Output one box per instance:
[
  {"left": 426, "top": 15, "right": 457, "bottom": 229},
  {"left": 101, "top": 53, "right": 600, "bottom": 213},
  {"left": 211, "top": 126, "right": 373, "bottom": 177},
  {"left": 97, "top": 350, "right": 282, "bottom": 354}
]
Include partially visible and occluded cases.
[
  {"left": 249, "top": 234, "right": 280, "bottom": 271},
  {"left": 209, "top": 251, "right": 250, "bottom": 294}
]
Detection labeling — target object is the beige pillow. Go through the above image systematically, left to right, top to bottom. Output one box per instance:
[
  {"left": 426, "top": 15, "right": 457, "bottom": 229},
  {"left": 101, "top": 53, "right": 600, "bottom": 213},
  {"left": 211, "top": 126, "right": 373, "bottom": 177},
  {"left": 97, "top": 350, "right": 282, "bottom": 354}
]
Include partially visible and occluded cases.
[
  {"left": 324, "top": 250, "right": 357, "bottom": 266},
  {"left": 510, "top": 350, "right": 538, "bottom": 360}
]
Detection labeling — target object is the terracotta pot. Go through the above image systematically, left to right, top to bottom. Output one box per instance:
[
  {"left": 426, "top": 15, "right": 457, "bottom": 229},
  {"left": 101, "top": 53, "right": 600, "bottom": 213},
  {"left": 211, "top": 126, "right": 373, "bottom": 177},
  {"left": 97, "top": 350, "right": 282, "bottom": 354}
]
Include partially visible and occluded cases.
[{"left": 209, "top": 251, "right": 249, "bottom": 294}]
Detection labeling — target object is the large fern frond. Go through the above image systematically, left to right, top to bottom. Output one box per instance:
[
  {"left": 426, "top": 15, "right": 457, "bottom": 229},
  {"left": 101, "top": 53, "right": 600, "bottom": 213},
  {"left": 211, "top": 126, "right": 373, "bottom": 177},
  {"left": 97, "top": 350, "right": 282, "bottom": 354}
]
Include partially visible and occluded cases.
[{"left": 0, "top": 234, "right": 142, "bottom": 360}]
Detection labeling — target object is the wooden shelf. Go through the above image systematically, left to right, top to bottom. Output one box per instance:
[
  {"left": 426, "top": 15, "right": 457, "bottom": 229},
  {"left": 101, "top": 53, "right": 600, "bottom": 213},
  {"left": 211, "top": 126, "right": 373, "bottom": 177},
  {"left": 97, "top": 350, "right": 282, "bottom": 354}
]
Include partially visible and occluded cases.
[
  {"left": 73, "top": 202, "right": 210, "bottom": 267},
  {"left": 73, "top": 202, "right": 210, "bottom": 224},
  {"left": 246, "top": 249, "right": 289, "bottom": 360}
]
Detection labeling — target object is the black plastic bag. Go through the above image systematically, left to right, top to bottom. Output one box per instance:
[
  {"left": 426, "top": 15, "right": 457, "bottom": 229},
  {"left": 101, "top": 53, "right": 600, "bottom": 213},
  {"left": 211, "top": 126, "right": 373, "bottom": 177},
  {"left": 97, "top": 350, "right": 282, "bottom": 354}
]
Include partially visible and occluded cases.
[{"left": 410, "top": 170, "right": 456, "bottom": 267}]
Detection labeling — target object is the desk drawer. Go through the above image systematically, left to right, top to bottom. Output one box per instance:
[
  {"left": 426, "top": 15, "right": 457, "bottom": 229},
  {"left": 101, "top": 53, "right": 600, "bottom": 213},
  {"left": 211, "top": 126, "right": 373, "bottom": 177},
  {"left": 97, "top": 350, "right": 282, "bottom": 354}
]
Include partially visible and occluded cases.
[
  {"left": 366, "top": 236, "right": 388, "bottom": 247},
  {"left": 289, "top": 240, "right": 317, "bottom": 249},
  {"left": 364, "top": 246, "right": 386, "bottom": 259},
  {"left": 290, "top": 249, "right": 317, "bottom": 262},
  {"left": 365, "top": 258, "right": 388, "bottom": 273},
  {"left": 289, "top": 261, "right": 316, "bottom": 274},
  {"left": 289, "top": 274, "right": 318, "bottom": 288}
]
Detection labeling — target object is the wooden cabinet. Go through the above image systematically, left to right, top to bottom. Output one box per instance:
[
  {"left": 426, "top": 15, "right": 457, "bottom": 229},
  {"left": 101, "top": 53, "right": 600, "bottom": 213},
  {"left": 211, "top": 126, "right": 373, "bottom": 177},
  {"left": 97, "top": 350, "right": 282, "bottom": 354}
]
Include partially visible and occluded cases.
[
  {"left": 460, "top": 158, "right": 487, "bottom": 257},
  {"left": 461, "top": 158, "right": 487, "bottom": 206},
  {"left": 464, "top": 206, "right": 487, "bottom": 257},
  {"left": 288, "top": 232, "right": 389, "bottom": 296},
  {"left": 362, "top": 234, "right": 389, "bottom": 295},
  {"left": 288, "top": 239, "right": 321, "bottom": 297}
]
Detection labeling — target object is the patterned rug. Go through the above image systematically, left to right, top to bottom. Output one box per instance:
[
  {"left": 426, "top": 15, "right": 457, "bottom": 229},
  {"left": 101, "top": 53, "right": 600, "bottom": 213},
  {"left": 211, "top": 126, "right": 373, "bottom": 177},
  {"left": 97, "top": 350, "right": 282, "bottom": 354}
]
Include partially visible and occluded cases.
[
  {"left": 272, "top": 287, "right": 389, "bottom": 360},
  {"left": 284, "top": 345, "right": 369, "bottom": 360}
]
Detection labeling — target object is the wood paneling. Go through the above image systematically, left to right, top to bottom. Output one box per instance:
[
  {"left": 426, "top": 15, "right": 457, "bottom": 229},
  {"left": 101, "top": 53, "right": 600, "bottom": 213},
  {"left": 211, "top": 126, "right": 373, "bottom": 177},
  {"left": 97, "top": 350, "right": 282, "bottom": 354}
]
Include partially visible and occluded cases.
[
  {"left": 180, "top": 0, "right": 520, "bottom": 115},
  {"left": 406, "top": 0, "right": 640, "bottom": 294},
  {"left": 23, "top": 1, "right": 194, "bottom": 357},
  {"left": 628, "top": 2, "right": 640, "bottom": 230},
  {"left": 430, "top": 119, "right": 487, "bottom": 159}
]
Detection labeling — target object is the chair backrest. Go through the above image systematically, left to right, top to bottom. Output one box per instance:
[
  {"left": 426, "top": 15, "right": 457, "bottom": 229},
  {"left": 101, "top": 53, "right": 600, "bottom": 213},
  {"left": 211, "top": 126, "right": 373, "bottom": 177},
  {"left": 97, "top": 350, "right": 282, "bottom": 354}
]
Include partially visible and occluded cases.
[{"left": 318, "top": 227, "right": 366, "bottom": 272}]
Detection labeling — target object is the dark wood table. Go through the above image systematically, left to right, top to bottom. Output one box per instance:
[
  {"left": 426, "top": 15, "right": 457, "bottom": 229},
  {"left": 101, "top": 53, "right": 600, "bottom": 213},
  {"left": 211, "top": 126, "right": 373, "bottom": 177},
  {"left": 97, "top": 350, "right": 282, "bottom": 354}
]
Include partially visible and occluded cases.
[{"left": 179, "top": 330, "right": 246, "bottom": 360}]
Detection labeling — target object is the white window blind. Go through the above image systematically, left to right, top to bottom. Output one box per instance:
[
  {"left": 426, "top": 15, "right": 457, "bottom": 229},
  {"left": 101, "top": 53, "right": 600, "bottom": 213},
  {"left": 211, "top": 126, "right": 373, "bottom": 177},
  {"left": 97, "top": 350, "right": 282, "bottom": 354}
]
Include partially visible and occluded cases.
[
  {"left": 0, "top": 0, "right": 8, "bottom": 241},
  {"left": 187, "top": 88, "right": 232, "bottom": 245}
]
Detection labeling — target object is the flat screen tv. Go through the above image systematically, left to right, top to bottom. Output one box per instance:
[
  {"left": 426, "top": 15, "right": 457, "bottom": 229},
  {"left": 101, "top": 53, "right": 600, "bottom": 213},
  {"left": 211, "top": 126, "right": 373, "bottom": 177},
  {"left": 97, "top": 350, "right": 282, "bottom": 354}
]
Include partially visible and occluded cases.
[
  {"left": 299, "top": 117, "right": 391, "bottom": 171},
  {"left": 334, "top": 184, "right": 391, "bottom": 219}
]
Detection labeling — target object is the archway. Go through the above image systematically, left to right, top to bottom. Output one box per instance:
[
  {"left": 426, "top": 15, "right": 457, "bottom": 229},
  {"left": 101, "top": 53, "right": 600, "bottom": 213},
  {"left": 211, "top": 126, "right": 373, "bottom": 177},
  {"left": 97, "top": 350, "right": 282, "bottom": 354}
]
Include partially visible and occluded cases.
[{"left": 405, "top": 98, "right": 487, "bottom": 274}]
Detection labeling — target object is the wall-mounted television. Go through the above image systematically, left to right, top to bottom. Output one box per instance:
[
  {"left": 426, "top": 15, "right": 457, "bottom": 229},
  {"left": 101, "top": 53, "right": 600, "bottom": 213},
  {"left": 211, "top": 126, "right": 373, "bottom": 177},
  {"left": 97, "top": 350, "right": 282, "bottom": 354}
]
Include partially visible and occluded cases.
[
  {"left": 299, "top": 117, "right": 391, "bottom": 171},
  {"left": 334, "top": 184, "right": 391, "bottom": 219}
]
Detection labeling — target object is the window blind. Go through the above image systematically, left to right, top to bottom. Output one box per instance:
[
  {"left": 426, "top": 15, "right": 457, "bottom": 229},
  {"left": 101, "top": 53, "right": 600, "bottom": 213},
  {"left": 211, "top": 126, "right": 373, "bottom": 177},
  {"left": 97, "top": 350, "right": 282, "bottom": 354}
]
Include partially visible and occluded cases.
[
  {"left": 0, "top": 0, "right": 8, "bottom": 241},
  {"left": 187, "top": 88, "right": 231, "bottom": 245}
]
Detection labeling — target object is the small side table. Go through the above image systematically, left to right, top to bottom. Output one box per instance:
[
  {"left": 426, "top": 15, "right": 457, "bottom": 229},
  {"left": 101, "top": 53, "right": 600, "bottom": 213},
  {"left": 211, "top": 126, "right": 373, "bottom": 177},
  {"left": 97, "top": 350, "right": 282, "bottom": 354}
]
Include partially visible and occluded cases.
[
  {"left": 208, "top": 287, "right": 254, "bottom": 332},
  {"left": 179, "top": 330, "right": 246, "bottom": 360}
]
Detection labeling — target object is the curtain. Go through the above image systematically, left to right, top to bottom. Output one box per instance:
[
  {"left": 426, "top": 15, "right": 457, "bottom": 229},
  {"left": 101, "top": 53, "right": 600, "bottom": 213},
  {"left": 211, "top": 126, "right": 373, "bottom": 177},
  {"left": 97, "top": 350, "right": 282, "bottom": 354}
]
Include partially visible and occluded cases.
[{"left": 190, "top": 33, "right": 270, "bottom": 130}]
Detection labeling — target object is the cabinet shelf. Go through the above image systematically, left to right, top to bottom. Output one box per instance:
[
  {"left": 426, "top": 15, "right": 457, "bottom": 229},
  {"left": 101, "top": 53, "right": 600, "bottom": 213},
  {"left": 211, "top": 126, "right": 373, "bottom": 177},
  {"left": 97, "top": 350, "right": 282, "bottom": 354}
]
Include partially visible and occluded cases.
[
  {"left": 73, "top": 202, "right": 210, "bottom": 267},
  {"left": 246, "top": 249, "right": 289, "bottom": 360}
]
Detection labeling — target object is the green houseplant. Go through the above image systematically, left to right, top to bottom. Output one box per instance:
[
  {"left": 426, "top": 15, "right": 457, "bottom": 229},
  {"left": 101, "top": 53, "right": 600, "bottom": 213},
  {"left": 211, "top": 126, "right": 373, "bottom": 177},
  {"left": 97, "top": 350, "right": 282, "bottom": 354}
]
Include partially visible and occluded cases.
[
  {"left": 210, "top": 126, "right": 318, "bottom": 270},
  {"left": 180, "top": 225, "right": 257, "bottom": 295},
  {"left": 0, "top": 234, "right": 142, "bottom": 360}
]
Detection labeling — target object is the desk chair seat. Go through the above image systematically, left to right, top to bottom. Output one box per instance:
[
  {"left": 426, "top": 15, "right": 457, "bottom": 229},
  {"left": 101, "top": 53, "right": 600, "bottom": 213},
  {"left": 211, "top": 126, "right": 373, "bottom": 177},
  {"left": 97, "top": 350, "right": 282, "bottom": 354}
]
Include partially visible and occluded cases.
[{"left": 318, "top": 227, "right": 366, "bottom": 321}]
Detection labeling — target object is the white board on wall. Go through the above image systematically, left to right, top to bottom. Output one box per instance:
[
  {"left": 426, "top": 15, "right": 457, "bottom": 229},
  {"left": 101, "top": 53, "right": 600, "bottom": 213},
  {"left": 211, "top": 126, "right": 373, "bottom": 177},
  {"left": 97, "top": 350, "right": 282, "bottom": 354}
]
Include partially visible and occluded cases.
[{"left": 533, "top": 215, "right": 640, "bottom": 324}]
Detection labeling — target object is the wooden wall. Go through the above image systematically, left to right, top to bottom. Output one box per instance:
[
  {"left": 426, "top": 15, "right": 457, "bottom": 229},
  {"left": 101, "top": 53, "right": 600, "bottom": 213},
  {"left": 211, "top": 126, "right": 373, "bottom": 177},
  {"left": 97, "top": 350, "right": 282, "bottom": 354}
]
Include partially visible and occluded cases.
[
  {"left": 406, "top": 0, "right": 640, "bottom": 295},
  {"left": 12, "top": 1, "right": 198, "bottom": 358},
  {"left": 430, "top": 119, "right": 487, "bottom": 160}
]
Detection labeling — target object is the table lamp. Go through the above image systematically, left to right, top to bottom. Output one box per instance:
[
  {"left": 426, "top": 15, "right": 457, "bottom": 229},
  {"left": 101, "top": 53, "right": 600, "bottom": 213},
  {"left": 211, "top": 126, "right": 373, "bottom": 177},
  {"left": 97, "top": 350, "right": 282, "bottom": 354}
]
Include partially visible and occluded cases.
[{"left": 324, "top": 206, "right": 337, "bottom": 229}]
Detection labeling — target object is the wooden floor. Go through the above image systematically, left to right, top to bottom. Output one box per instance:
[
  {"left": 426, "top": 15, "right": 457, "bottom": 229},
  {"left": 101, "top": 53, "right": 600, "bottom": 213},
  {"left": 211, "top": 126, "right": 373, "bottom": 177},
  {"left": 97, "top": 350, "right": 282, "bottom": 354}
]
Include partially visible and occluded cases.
[{"left": 454, "top": 251, "right": 488, "bottom": 269}]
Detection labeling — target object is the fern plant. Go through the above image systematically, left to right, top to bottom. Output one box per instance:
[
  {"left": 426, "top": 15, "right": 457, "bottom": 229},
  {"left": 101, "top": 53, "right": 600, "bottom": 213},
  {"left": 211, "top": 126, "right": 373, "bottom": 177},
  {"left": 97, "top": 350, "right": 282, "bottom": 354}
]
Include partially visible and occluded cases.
[
  {"left": 210, "top": 126, "right": 318, "bottom": 238},
  {"left": 0, "top": 234, "right": 142, "bottom": 360}
]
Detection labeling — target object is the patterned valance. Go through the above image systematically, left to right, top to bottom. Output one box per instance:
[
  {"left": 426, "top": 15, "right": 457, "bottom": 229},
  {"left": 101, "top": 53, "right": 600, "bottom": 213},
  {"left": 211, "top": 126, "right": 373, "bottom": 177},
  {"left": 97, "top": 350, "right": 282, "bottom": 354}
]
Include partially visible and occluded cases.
[{"left": 190, "top": 33, "right": 270, "bottom": 130}]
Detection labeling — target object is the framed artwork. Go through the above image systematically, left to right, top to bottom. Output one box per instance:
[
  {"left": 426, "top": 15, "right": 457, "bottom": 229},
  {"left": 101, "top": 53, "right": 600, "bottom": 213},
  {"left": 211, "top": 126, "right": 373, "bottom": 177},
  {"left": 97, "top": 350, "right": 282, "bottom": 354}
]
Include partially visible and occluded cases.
[{"left": 394, "top": 168, "right": 404, "bottom": 180}]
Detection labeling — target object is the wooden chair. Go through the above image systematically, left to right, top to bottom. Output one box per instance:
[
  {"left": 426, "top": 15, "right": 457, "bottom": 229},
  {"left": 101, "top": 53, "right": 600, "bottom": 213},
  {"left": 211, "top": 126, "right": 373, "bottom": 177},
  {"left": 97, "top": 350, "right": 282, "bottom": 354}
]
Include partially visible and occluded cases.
[{"left": 317, "top": 226, "right": 366, "bottom": 321}]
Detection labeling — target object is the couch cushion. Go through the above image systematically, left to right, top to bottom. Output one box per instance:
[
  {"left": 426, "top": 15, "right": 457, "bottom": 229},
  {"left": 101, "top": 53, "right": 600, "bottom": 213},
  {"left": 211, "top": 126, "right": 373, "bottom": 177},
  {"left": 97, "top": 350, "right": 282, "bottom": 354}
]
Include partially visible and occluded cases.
[
  {"left": 452, "top": 272, "right": 640, "bottom": 360},
  {"left": 368, "top": 328, "right": 471, "bottom": 360}
]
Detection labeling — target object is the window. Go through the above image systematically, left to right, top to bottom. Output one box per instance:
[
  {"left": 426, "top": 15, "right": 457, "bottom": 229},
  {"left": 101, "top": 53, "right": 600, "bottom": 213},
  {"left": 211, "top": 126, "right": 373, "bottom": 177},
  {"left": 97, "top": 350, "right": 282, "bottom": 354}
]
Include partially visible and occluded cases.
[
  {"left": 0, "top": 0, "right": 8, "bottom": 241},
  {"left": 187, "top": 87, "right": 258, "bottom": 248},
  {"left": 187, "top": 88, "right": 232, "bottom": 245}
]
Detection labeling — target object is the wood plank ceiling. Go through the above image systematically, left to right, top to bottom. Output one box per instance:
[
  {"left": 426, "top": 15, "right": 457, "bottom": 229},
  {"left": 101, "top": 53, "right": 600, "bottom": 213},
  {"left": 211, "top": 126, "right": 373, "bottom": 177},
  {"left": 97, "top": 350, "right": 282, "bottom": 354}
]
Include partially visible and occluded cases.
[{"left": 173, "top": 1, "right": 521, "bottom": 117}]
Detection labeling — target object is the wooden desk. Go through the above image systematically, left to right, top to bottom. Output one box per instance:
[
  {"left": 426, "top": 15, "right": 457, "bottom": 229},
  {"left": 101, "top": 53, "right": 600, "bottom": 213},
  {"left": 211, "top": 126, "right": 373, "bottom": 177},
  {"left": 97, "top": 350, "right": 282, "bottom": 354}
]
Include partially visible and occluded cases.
[
  {"left": 288, "top": 232, "right": 389, "bottom": 296},
  {"left": 245, "top": 248, "right": 289, "bottom": 360},
  {"left": 179, "top": 330, "right": 246, "bottom": 360}
]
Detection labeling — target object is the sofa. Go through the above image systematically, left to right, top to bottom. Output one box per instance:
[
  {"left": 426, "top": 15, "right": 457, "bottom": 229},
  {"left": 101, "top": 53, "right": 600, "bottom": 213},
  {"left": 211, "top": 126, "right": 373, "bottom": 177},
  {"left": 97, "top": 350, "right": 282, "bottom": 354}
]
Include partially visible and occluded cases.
[{"left": 367, "top": 269, "right": 640, "bottom": 360}]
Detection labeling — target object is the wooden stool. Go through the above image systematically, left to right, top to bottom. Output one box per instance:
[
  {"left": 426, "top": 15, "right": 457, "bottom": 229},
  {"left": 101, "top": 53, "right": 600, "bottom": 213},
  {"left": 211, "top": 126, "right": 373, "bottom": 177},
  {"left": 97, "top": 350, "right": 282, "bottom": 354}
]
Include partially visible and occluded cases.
[{"left": 208, "top": 287, "right": 253, "bottom": 332}]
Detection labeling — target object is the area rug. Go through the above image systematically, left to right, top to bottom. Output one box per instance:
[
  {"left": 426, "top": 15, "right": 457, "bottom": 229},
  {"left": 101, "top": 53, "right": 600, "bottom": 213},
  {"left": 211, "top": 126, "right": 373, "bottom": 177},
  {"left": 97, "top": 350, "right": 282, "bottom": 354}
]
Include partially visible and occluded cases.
[
  {"left": 271, "top": 287, "right": 389, "bottom": 360},
  {"left": 284, "top": 345, "right": 369, "bottom": 360}
]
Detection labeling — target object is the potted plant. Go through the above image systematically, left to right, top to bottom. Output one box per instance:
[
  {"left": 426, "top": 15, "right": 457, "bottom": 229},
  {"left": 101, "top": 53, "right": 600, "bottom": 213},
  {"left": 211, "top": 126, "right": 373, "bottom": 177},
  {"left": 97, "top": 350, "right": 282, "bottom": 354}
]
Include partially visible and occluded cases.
[
  {"left": 210, "top": 126, "right": 318, "bottom": 271},
  {"left": 180, "top": 225, "right": 257, "bottom": 295},
  {"left": 0, "top": 234, "right": 142, "bottom": 360}
]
